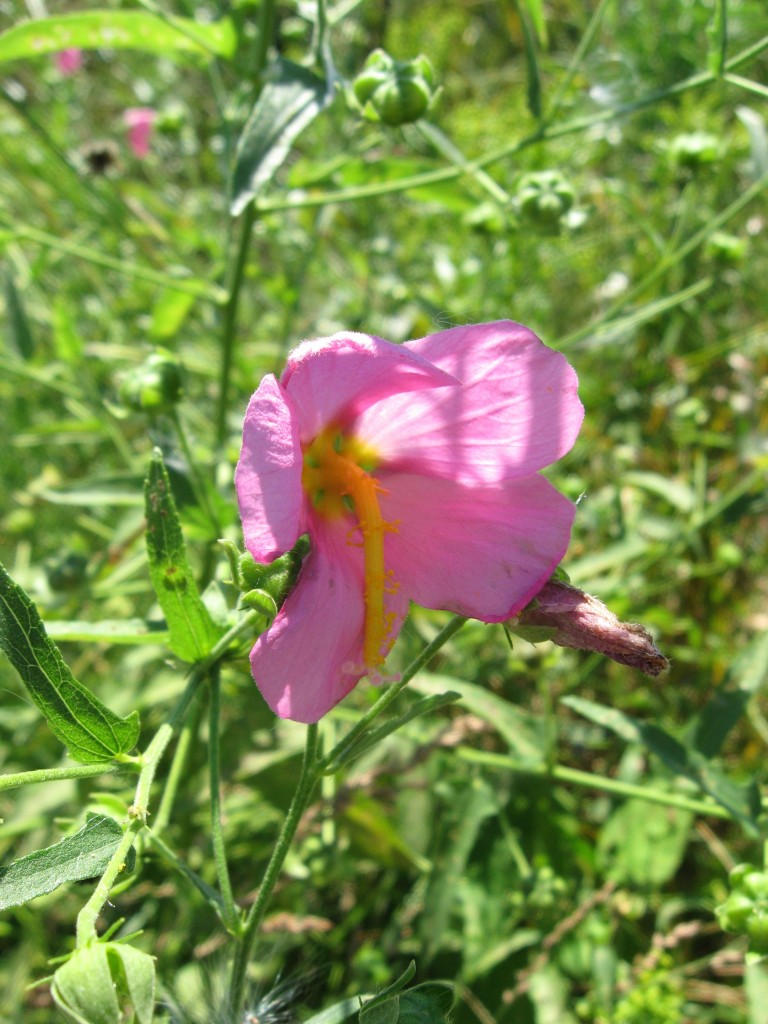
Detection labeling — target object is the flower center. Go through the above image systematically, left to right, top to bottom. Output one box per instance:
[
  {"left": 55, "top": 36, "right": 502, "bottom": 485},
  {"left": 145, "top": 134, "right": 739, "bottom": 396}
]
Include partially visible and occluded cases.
[{"left": 302, "top": 427, "right": 399, "bottom": 668}]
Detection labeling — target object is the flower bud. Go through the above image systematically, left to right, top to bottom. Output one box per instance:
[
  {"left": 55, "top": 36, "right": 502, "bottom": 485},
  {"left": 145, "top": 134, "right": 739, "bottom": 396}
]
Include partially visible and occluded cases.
[
  {"left": 352, "top": 49, "right": 436, "bottom": 126},
  {"left": 667, "top": 131, "right": 719, "bottom": 171},
  {"left": 515, "top": 170, "right": 575, "bottom": 232},
  {"left": 119, "top": 351, "right": 182, "bottom": 414},
  {"left": 223, "top": 535, "right": 310, "bottom": 609},
  {"left": 46, "top": 552, "right": 89, "bottom": 592},
  {"left": 512, "top": 579, "right": 669, "bottom": 677},
  {"left": 716, "top": 864, "right": 768, "bottom": 953},
  {"left": 52, "top": 942, "right": 155, "bottom": 1024}
]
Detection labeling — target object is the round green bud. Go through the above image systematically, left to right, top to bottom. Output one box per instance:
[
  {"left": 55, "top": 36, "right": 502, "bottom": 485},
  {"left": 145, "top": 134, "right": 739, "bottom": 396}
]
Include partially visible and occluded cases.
[
  {"left": 352, "top": 49, "right": 436, "bottom": 126},
  {"left": 667, "top": 131, "right": 719, "bottom": 171},
  {"left": 515, "top": 170, "right": 575, "bottom": 232},
  {"left": 119, "top": 351, "right": 183, "bottom": 414},
  {"left": 47, "top": 552, "right": 89, "bottom": 592},
  {"left": 716, "top": 891, "right": 758, "bottom": 932},
  {"left": 747, "top": 909, "right": 768, "bottom": 953}
]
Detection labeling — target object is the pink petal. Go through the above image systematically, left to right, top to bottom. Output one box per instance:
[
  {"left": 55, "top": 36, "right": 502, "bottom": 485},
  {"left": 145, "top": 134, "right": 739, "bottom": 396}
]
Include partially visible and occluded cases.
[
  {"left": 55, "top": 48, "right": 82, "bottom": 76},
  {"left": 124, "top": 107, "right": 156, "bottom": 159},
  {"left": 355, "top": 321, "right": 583, "bottom": 484},
  {"left": 281, "top": 331, "right": 457, "bottom": 443},
  {"left": 235, "top": 374, "right": 305, "bottom": 562},
  {"left": 381, "top": 471, "right": 575, "bottom": 620},
  {"left": 251, "top": 519, "right": 409, "bottom": 723}
]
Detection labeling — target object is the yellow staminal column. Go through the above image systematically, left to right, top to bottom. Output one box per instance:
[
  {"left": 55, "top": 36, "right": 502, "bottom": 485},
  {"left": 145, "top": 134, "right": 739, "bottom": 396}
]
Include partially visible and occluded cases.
[{"left": 302, "top": 429, "right": 398, "bottom": 668}]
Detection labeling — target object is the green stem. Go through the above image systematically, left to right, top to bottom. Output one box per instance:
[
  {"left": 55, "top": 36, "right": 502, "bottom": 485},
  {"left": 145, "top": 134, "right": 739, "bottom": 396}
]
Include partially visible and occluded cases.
[
  {"left": 254, "top": 0, "right": 277, "bottom": 81},
  {"left": 214, "top": 203, "right": 257, "bottom": 451},
  {"left": 0, "top": 218, "right": 226, "bottom": 302},
  {"left": 169, "top": 610, "right": 261, "bottom": 730},
  {"left": 324, "top": 615, "right": 468, "bottom": 771},
  {"left": 209, "top": 668, "right": 239, "bottom": 933},
  {"left": 153, "top": 692, "right": 205, "bottom": 836},
  {"left": 228, "top": 723, "right": 320, "bottom": 1016},
  {"left": 75, "top": 726, "right": 173, "bottom": 946},
  {"left": 456, "top": 748, "right": 733, "bottom": 819},
  {"left": 0, "top": 763, "right": 125, "bottom": 794}
]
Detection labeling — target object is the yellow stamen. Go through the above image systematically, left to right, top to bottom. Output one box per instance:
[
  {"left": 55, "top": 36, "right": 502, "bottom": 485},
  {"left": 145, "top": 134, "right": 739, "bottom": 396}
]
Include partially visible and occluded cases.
[{"left": 302, "top": 428, "right": 398, "bottom": 667}]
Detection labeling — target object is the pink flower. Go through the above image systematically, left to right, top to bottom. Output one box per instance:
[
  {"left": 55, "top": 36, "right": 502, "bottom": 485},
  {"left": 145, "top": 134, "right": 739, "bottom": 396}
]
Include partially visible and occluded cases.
[
  {"left": 55, "top": 48, "right": 83, "bottom": 76},
  {"left": 124, "top": 107, "right": 156, "bottom": 159},
  {"left": 236, "top": 321, "right": 583, "bottom": 723}
]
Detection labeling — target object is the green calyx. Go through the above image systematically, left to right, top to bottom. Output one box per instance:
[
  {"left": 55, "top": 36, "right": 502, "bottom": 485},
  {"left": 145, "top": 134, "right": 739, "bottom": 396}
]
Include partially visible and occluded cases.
[
  {"left": 352, "top": 49, "right": 437, "bottom": 126},
  {"left": 515, "top": 170, "right": 575, "bottom": 232},
  {"left": 119, "top": 350, "right": 183, "bottom": 414},
  {"left": 221, "top": 535, "right": 310, "bottom": 612},
  {"left": 716, "top": 863, "right": 768, "bottom": 953}
]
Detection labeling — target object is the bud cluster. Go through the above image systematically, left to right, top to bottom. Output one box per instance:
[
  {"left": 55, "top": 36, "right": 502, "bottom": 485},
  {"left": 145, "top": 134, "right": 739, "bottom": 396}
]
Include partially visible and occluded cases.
[
  {"left": 352, "top": 49, "right": 437, "bottom": 126},
  {"left": 716, "top": 863, "right": 768, "bottom": 953}
]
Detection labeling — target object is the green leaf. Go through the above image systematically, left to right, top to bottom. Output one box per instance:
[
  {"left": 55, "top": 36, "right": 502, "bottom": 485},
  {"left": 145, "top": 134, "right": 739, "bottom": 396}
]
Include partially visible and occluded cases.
[
  {"left": 513, "top": 0, "right": 542, "bottom": 120},
  {"left": 0, "top": 11, "right": 236, "bottom": 67},
  {"left": 231, "top": 57, "right": 333, "bottom": 216},
  {"left": 736, "top": 106, "right": 768, "bottom": 180},
  {"left": 4, "top": 270, "right": 35, "bottom": 359},
  {"left": 149, "top": 288, "right": 195, "bottom": 341},
  {"left": 52, "top": 297, "right": 84, "bottom": 364},
  {"left": 144, "top": 450, "right": 224, "bottom": 662},
  {"left": 0, "top": 562, "right": 140, "bottom": 763},
  {"left": 411, "top": 673, "right": 546, "bottom": 765},
  {"left": 563, "top": 696, "right": 760, "bottom": 834},
  {"left": 598, "top": 800, "right": 692, "bottom": 886},
  {"left": 0, "top": 814, "right": 134, "bottom": 911},
  {"left": 360, "top": 963, "right": 416, "bottom": 1023},
  {"left": 398, "top": 983, "right": 454, "bottom": 1024},
  {"left": 305, "top": 997, "right": 372, "bottom": 1024}
]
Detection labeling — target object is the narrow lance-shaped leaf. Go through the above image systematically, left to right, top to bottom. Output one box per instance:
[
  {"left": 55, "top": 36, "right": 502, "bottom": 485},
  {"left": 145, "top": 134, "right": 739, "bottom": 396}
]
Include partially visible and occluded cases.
[
  {"left": 0, "top": 11, "right": 236, "bottom": 67},
  {"left": 231, "top": 57, "right": 334, "bottom": 216},
  {"left": 4, "top": 269, "right": 35, "bottom": 359},
  {"left": 144, "top": 450, "right": 224, "bottom": 662},
  {"left": 0, "top": 562, "right": 140, "bottom": 763},
  {"left": 0, "top": 814, "right": 135, "bottom": 912}
]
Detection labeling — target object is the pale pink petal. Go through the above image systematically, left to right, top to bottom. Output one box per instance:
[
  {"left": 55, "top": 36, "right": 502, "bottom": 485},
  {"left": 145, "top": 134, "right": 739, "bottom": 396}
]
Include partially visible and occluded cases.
[
  {"left": 124, "top": 107, "right": 156, "bottom": 159},
  {"left": 355, "top": 321, "right": 583, "bottom": 484},
  {"left": 281, "top": 332, "right": 457, "bottom": 443},
  {"left": 235, "top": 375, "right": 305, "bottom": 562},
  {"left": 380, "top": 471, "right": 575, "bottom": 620},
  {"left": 251, "top": 519, "right": 409, "bottom": 723}
]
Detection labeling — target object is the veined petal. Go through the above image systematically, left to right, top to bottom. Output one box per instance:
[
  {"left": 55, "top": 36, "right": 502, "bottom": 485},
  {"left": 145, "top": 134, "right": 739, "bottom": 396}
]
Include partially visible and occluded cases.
[
  {"left": 355, "top": 321, "right": 583, "bottom": 484},
  {"left": 281, "top": 331, "right": 457, "bottom": 443},
  {"left": 235, "top": 374, "right": 304, "bottom": 562},
  {"left": 381, "top": 472, "right": 576, "bottom": 620},
  {"left": 250, "top": 518, "right": 409, "bottom": 723}
]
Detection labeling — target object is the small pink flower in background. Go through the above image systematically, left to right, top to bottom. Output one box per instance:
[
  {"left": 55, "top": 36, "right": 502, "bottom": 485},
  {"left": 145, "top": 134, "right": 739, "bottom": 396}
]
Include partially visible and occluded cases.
[
  {"left": 55, "top": 48, "right": 83, "bottom": 76},
  {"left": 124, "top": 107, "right": 156, "bottom": 159},
  {"left": 236, "top": 321, "right": 583, "bottom": 723}
]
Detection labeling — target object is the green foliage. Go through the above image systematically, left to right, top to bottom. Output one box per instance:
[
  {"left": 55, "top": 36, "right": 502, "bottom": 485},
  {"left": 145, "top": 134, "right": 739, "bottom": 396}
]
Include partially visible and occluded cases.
[
  {"left": 144, "top": 450, "right": 224, "bottom": 662},
  {"left": 0, "top": 563, "right": 140, "bottom": 763},
  {"left": 0, "top": 815, "right": 134, "bottom": 912}
]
